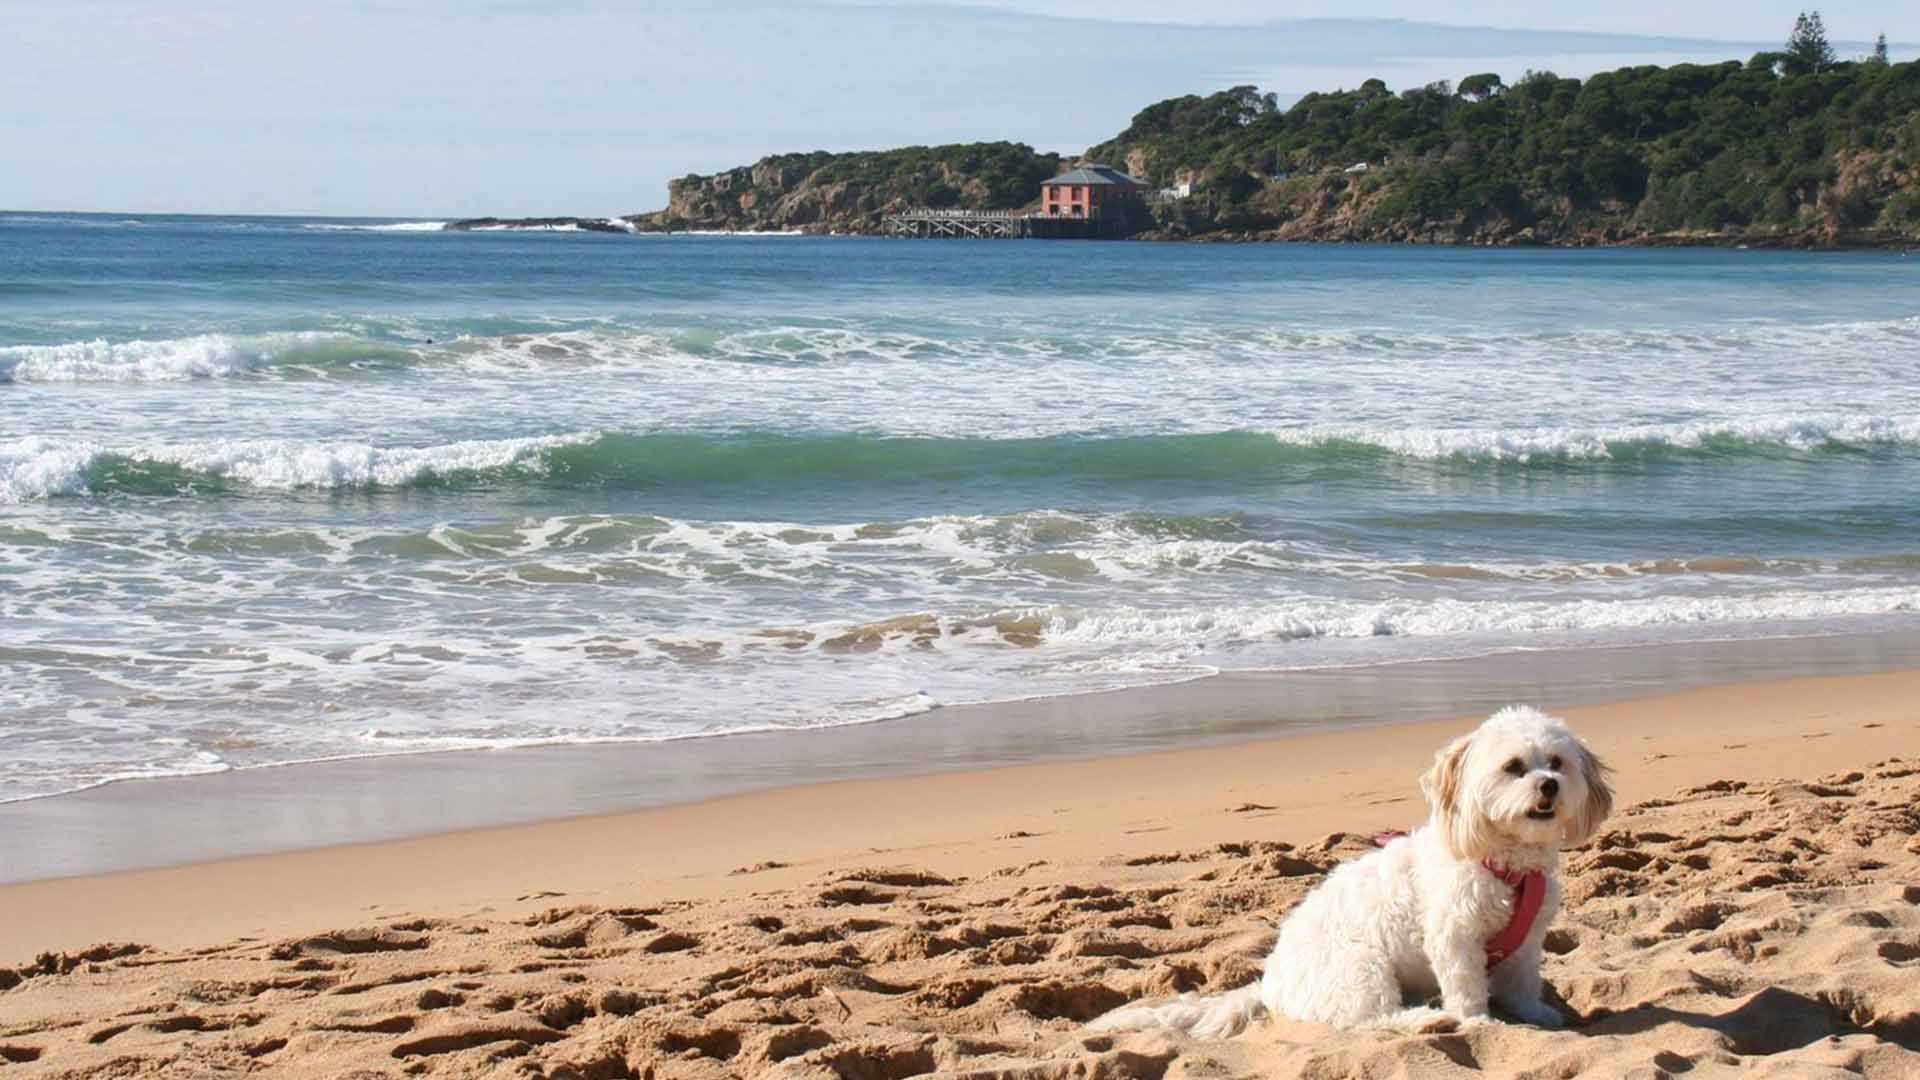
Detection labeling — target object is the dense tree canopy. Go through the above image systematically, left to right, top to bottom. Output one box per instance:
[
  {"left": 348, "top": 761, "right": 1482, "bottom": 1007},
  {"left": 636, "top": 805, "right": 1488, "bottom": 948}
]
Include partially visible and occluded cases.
[
  {"left": 658, "top": 34, "right": 1920, "bottom": 242},
  {"left": 1087, "top": 52, "right": 1920, "bottom": 235},
  {"left": 805, "top": 143, "right": 1061, "bottom": 208}
]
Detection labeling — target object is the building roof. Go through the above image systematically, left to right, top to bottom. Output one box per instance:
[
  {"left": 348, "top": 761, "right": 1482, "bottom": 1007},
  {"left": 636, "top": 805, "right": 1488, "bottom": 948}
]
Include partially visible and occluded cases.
[{"left": 1040, "top": 164, "right": 1148, "bottom": 187}]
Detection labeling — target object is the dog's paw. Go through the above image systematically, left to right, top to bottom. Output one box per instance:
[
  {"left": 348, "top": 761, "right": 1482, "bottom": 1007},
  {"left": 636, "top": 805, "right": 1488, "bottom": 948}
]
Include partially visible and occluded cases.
[{"left": 1416, "top": 1014, "right": 1459, "bottom": 1035}]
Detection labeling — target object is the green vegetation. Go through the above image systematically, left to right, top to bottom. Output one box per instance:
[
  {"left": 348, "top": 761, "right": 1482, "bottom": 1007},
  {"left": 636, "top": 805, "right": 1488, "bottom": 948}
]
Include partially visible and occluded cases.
[
  {"left": 652, "top": 14, "right": 1919, "bottom": 244},
  {"left": 1086, "top": 23, "right": 1920, "bottom": 241},
  {"left": 660, "top": 142, "right": 1061, "bottom": 230},
  {"left": 805, "top": 143, "right": 1062, "bottom": 208}
]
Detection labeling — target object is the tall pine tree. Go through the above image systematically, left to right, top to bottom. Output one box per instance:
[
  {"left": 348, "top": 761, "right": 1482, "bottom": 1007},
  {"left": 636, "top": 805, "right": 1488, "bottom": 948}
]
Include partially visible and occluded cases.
[
  {"left": 1786, "top": 11, "right": 1837, "bottom": 74},
  {"left": 1873, "top": 33, "right": 1890, "bottom": 65}
]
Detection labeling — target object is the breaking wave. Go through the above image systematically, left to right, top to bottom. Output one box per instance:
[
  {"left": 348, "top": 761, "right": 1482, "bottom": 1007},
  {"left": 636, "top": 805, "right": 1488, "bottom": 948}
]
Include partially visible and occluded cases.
[
  {"left": 0, "top": 333, "right": 415, "bottom": 383},
  {"left": 1269, "top": 415, "right": 1920, "bottom": 462},
  {"left": 10, "top": 421, "right": 1920, "bottom": 503},
  {"left": 0, "top": 433, "right": 594, "bottom": 502}
]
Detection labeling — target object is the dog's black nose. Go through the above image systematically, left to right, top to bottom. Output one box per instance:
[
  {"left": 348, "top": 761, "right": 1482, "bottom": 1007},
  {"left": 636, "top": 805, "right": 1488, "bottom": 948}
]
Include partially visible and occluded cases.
[{"left": 1540, "top": 777, "right": 1560, "bottom": 798}]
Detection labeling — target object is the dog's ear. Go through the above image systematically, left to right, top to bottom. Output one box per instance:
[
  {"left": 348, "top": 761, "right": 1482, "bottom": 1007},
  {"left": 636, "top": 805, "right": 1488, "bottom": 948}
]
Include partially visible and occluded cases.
[
  {"left": 1422, "top": 733, "right": 1487, "bottom": 859},
  {"left": 1421, "top": 734, "right": 1470, "bottom": 817},
  {"left": 1565, "top": 740, "right": 1614, "bottom": 846}
]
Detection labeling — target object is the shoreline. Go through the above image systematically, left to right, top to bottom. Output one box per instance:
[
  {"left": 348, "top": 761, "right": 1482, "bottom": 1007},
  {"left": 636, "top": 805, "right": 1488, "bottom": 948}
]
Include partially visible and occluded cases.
[
  {"left": 5, "top": 627, "right": 1920, "bottom": 885},
  {"left": 5, "top": 628, "right": 1920, "bottom": 888},
  {"left": 4, "top": 656, "right": 1919, "bottom": 963}
]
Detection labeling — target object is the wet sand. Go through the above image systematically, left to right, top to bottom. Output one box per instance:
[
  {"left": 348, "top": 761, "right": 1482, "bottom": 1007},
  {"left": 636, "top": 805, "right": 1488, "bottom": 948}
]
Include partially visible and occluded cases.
[{"left": 5, "top": 629, "right": 1920, "bottom": 885}]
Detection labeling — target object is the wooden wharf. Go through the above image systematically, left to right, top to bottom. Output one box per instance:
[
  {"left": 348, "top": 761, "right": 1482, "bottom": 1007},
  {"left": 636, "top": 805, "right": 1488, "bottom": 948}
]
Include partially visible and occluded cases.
[
  {"left": 882, "top": 209, "right": 1133, "bottom": 239},
  {"left": 883, "top": 209, "right": 1030, "bottom": 238}
]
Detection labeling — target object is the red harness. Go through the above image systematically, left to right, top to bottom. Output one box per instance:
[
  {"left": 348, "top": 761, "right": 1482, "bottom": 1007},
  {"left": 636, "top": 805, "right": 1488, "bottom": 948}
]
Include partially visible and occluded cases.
[
  {"left": 1373, "top": 832, "right": 1546, "bottom": 970},
  {"left": 1478, "top": 862, "right": 1547, "bottom": 970}
]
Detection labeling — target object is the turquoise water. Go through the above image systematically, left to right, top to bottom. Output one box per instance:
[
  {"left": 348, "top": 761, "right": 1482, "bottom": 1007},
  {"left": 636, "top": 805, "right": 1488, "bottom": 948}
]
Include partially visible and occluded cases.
[{"left": 5, "top": 210, "right": 1920, "bottom": 801}]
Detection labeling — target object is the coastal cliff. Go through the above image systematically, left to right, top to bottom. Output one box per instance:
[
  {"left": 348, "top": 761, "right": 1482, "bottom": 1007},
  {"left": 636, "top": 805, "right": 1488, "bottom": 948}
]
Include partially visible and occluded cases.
[
  {"left": 457, "top": 54, "right": 1920, "bottom": 247},
  {"left": 634, "top": 143, "right": 1059, "bottom": 233},
  {"left": 446, "top": 144, "right": 1060, "bottom": 235},
  {"left": 1134, "top": 149, "right": 1920, "bottom": 248}
]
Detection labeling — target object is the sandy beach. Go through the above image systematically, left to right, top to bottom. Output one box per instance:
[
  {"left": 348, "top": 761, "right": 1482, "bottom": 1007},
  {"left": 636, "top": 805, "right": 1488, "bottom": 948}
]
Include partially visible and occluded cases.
[
  {"left": 10, "top": 8, "right": 1920, "bottom": 1079},
  {"left": 2, "top": 667, "right": 1916, "bottom": 1077}
]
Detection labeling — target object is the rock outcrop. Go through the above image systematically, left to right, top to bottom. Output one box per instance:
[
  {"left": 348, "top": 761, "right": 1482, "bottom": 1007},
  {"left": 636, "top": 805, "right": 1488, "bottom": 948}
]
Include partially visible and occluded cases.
[{"left": 625, "top": 143, "right": 1061, "bottom": 234}]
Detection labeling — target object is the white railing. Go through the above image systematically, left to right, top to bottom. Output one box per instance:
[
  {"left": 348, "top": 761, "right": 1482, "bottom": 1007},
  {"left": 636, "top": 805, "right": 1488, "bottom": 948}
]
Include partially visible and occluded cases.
[{"left": 888, "top": 209, "right": 1025, "bottom": 220}]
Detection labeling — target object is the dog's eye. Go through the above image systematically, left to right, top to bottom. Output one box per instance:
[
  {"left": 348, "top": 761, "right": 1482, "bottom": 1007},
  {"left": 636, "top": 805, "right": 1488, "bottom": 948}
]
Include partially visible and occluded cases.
[
  {"left": 1549, "top": 755, "right": 1563, "bottom": 771},
  {"left": 1503, "top": 758, "right": 1525, "bottom": 776}
]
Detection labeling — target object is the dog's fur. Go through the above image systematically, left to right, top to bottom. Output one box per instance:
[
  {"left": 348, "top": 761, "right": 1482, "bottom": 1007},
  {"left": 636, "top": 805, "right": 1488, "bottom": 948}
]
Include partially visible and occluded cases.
[{"left": 1088, "top": 706, "right": 1612, "bottom": 1036}]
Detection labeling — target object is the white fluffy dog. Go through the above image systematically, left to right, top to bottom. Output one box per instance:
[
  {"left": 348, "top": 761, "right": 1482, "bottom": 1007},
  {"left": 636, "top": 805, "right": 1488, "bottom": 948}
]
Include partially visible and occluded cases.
[{"left": 1089, "top": 706, "right": 1612, "bottom": 1036}]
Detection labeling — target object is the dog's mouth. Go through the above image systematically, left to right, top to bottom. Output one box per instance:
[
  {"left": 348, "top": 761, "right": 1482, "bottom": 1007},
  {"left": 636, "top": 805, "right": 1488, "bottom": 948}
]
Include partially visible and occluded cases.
[{"left": 1526, "top": 805, "right": 1557, "bottom": 821}]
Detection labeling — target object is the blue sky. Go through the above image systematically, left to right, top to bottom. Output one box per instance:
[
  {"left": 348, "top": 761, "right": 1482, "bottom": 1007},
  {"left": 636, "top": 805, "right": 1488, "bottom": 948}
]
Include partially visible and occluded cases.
[{"left": 3, "top": 2, "right": 1912, "bottom": 217}]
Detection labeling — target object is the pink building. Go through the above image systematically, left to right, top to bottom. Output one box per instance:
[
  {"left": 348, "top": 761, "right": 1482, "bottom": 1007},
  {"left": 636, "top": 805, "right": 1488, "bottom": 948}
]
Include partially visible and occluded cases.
[{"left": 1039, "top": 164, "right": 1149, "bottom": 219}]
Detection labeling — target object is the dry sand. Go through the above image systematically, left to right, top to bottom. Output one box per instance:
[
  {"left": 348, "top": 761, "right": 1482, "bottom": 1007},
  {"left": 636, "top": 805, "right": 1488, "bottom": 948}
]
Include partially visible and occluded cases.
[{"left": 1, "top": 669, "right": 1917, "bottom": 1077}]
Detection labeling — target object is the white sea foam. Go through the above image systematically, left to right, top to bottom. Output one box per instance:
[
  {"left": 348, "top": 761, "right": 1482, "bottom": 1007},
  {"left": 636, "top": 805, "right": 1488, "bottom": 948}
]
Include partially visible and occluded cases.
[
  {"left": 303, "top": 221, "right": 448, "bottom": 232},
  {"left": 14, "top": 315, "right": 1920, "bottom": 450},
  {"left": 366, "top": 317, "right": 1920, "bottom": 441},
  {"left": 444, "top": 330, "right": 679, "bottom": 371},
  {"left": 0, "top": 332, "right": 351, "bottom": 383},
  {"left": 1269, "top": 414, "right": 1920, "bottom": 461},
  {"left": 0, "top": 432, "right": 599, "bottom": 501},
  {"left": 141, "top": 433, "right": 597, "bottom": 491},
  {"left": 0, "top": 437, "right": 102, "bottom": 503},
  {"left": 8, "top": 497, "right": 1920, "bottom": 803},
  {"left": 462, "top": 514, "right": 1886, "bottom": 589},
  {"left": 586, "top": 582, "right": 1920, "bottom": 665},
  {"left": 1042, "top": 587, "right": 1920, "bottom": 650},
  {"left": 0, "top": 688, "right": 945, "bottom": 806}
]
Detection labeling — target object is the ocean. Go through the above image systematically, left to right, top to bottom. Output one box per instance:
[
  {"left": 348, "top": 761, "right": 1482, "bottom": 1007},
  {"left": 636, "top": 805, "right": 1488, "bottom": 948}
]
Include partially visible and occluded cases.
[{"left": 5, "top": 210, "right": 1920, "bottom": 805}]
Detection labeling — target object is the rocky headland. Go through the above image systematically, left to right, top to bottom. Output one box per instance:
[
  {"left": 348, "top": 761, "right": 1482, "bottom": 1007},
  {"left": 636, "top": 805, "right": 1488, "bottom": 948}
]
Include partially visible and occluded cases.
[{"left": 452, "top": 54, "right": 1920, "bottom": 249}]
